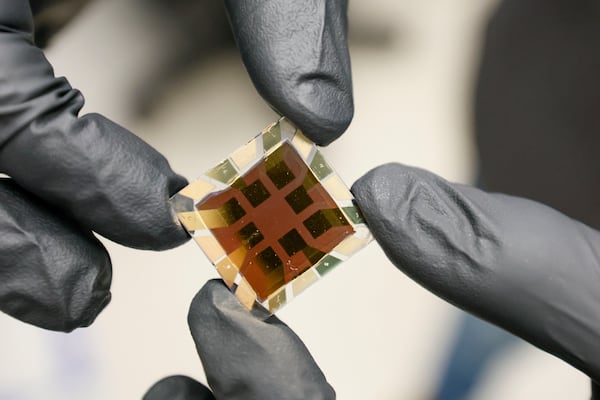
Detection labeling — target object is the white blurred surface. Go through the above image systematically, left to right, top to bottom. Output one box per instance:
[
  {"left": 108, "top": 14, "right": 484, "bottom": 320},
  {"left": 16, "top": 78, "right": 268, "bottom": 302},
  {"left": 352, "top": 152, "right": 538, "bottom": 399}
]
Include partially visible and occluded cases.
[{"left": 0, "top": 1, "right": 590, "bottom": 399}]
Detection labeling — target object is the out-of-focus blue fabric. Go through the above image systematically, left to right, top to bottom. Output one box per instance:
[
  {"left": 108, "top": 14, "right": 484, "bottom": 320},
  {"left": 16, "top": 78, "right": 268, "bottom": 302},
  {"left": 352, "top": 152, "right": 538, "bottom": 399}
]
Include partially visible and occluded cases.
[{"left": 434, "top": 313, "right": 518, "bottom": 400}]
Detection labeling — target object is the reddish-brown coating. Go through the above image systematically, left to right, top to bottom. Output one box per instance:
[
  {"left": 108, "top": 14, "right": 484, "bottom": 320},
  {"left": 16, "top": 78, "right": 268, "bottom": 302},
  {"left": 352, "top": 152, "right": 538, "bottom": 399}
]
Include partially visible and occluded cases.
[{"left": 198, "top": 143, "right": 353, "bottom": 299}]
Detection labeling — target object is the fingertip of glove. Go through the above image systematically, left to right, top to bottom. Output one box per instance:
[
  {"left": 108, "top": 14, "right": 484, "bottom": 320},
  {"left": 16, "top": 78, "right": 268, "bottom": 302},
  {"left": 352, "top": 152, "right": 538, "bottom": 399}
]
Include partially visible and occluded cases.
[
  {"left": 223, "top": 0, "right": 353, "bottom": 146},
  {"left": 286, "top": 77, "right": 354, "bottom": 146},
  {"left": 290, "top": 110, "right": 353, "bottom": 147},
  {"left": 353, "top": 162, "right": 435, "bottom": 204},
  {"left": 351, "top": 163, "right": 436, "bottom": 256},
  {"left": 352, "top": 163, "right": 404, "bottom": 214},
  {"left": 112, "top": 171, "right": 191, "bottom": 251},
  {"left": 158, "top": 173, "right": 193, "bottom": 250},
  {"left": 0, "top": 180, "right": 116, "bottom": 332},
  {"left": 143, "top": 223, "right": 191, "bottom": 251},
  {"left": 1, "top": 235, "right": 114, "bottom": 333},
  {"left": 54, "top": 240, "right": 113, "bottom": 332},
  {"left": 67, "top": 253, "right": 113, "bottom": 331},
  {"left": 188, "top": 279, "right": 274, "bottom": 337},
  {"left": 190, "top": 279, "right": 232, "bottom": 307},
  {"left": 188, "top": 280, "right": 234, "bottom": 328},
  {"left": 188, "top": 280, "right": 336, "bottom": 400},
  {"left": 63, "top": 291, "right": 112, "bottom": 332},
  {"left": 143, "top": 375, "right": 215, "bottom": 400}
]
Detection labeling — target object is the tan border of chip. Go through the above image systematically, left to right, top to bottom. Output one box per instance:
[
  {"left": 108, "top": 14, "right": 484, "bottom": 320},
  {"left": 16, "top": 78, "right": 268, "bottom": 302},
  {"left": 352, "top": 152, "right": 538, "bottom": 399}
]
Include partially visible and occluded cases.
[
  {"left": 279, "top": 118, "right": 298, "bottom": 138},
  {"left": 291, "top": 131, "right": 313, "bottom": 158},
  {"left": 231, "top": 141, "right": 259, "bottom": 170},
  {"left": 322, "top": 175, "right": 353, "bottom": 201},
  {"left": 178, "top": 179, "right": 214, "bottom": 201},
  {"left": 197, "top": 209, "right": 228, "bottom": 229},
  {"left": 177, "top": 211, "right": 206, "bottom": 231},
  {"left": 194, "top": 236, "right": 225, "bottom": 262},
  {"left": 332, "top": 236, "right": 367, "bottom": 257},
  {"left": 215, "top": 259, "right": 239, "bottom": 287},
  {"left": 291, "top": 269, "right": 320, "bottom": 296},
  {"left": 235, "top": 279, "right": 258, "bottom": 310}
]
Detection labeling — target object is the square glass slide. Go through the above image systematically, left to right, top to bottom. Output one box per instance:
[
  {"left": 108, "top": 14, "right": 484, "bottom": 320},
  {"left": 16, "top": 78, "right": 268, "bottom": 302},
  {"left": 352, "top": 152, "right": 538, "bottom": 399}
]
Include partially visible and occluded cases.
[{"left": 170, "top": 117, "right": 372, "bottom": 313}]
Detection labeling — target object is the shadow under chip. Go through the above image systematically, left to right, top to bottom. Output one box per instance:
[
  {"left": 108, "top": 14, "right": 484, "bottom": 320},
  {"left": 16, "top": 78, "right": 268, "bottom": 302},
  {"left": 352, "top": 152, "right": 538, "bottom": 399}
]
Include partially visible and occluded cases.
[
  {"left": 241, "top": 179, "right": 271, "bottom": 207},
  {"left": 237, "top": 222, "right": 264, "bottom": 249}
]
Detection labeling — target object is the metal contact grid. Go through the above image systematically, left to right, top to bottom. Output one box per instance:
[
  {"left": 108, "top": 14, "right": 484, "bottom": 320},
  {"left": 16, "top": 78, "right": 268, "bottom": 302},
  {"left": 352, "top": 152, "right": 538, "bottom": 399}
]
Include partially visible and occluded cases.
[{"left": 170, "top": 118, "right": 372, "bottom": 313}]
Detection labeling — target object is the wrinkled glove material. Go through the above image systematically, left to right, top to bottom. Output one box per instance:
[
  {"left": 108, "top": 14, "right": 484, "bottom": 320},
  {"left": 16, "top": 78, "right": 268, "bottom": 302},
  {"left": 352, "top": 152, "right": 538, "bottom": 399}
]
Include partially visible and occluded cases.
[
  {"left": 0, "top": 2, "right": 188, "bottom": 331},
  {"left": 352, "top": 163, "right": 600, "bottom": 383},
  {"left": 144, "top": 280, "right": 336, "bottom": 400}
]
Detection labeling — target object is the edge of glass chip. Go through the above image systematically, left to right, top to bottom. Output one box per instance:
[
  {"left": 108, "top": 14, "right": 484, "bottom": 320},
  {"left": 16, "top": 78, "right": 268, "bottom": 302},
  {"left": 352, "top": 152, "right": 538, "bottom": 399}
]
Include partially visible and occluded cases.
[{"left": 170, "top": 117, "right": 373, "bottom": 313}]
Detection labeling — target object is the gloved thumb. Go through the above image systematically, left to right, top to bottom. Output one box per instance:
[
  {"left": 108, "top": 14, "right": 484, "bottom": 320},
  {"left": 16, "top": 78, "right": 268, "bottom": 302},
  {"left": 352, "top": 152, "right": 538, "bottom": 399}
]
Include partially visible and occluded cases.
[
  {"left": 352, "top": 163, "right": 600, "bottom": 383},
  {"left": 188, "top": 279, "right": 335, "bottom": 400},
  {"left": 143, "top": 375, "right": 215, "bottom": 400}
]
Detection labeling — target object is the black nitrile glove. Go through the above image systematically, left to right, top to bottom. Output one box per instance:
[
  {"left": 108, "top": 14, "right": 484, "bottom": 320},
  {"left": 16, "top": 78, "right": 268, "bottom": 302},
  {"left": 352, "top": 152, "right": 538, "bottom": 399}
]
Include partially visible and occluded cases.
[
  {"left": 0, "top": 0, "right": 352, "bottom": 331},
  {"left": 225, "top": 0, "right": 353, "bottom": 145},
  {"left": 147, "top": 163, "right": 600, "bottom": 399},
  {"left": 352, "top": 163, "right": 600, "bottom": 388},
  {"left": 143, "top": 280, "right": 335, "bottom": 400}
]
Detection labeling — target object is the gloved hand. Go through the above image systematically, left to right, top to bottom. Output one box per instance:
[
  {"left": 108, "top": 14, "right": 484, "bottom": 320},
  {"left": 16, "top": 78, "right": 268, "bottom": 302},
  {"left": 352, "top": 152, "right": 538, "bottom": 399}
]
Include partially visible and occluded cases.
[
  {"left": 0, "top": 0, "right": 352, "bottom": 331},
  {"left": 145, "top": 162, "right": 600, "bottom": 398},
  {"left": 351, "top": 163, "right": 600, "bottom": 388},
  {"left": 143, "top": 280, "right": 335, "bottom": 400}
]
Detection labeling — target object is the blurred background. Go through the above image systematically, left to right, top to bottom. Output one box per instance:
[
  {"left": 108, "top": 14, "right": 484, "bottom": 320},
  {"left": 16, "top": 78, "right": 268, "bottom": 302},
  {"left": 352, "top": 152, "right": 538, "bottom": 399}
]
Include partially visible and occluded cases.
[{"left": 0, "top": 0, "right": 593, "bottom": 399}]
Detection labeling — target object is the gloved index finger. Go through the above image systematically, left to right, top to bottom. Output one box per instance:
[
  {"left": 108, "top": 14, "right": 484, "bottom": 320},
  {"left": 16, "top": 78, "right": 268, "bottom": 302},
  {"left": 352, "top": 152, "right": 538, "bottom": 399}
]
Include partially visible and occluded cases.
[
  {"left": 225, "top": 0, "right": 353, "bottom": 146},
  {"left": 352, "top": 163, "right": 600, "bottom": 383},
  {"left": 188, "top": 280, "right": 335, "bottom": 400}
]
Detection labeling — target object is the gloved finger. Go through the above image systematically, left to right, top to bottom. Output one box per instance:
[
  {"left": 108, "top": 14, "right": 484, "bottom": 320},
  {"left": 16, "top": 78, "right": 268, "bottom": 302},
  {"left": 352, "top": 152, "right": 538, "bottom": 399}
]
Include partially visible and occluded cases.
[
  {"left": 225, "top": 0, "right": 353, "bottom": 145},
  {"left": 0, "top": 2, "right": 188, "bottom": 251},
  {"left": 352, "top": 163, "right": 600, "bottom": 382},
  {"left": 0, "top": 179, "right": 111, "bottom": 332},
  {"left": 188, "top": 279, "right": 335, "bottom": 400},
  {"left": 143, "top": 375, "right": 215, "bottom": 400}
]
